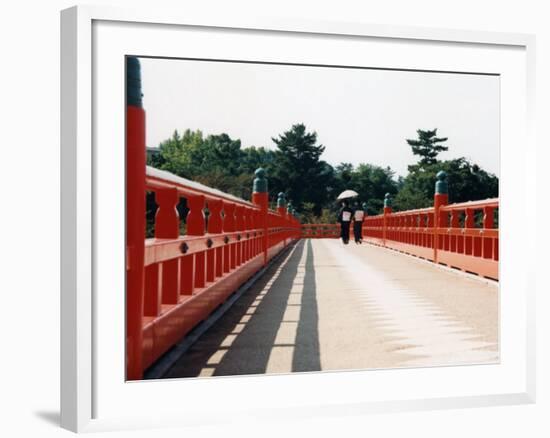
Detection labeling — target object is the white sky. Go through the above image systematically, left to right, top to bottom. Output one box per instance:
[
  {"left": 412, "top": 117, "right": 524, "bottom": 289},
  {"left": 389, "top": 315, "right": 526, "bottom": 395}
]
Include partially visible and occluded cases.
[{"left": 139, "top": 57, "right": 499, "bottom": 177}]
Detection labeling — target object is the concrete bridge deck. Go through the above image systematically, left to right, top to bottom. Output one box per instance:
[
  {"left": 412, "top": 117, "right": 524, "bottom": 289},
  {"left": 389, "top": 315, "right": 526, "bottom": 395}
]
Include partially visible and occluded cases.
[{"left": 163, "top": 239, "right": 498, "bottom": 378}]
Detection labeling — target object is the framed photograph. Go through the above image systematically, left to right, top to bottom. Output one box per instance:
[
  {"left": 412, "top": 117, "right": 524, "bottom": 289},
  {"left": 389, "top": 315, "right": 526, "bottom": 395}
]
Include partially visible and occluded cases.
[{"left": 61, "top": 5, "right": 536, "bottom": 433}]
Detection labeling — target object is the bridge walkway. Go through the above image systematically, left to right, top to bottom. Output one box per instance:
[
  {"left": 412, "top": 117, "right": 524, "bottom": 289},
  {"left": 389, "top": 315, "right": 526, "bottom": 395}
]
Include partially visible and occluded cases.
[{"left": 163, "top": 239, "right": 498, "bottom": 378}]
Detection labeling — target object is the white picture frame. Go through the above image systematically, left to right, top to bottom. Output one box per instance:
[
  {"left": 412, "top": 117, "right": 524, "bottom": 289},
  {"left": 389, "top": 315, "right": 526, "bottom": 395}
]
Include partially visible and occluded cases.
[{"left": 60, "top": 5, "right": 536, "bottom": 433}]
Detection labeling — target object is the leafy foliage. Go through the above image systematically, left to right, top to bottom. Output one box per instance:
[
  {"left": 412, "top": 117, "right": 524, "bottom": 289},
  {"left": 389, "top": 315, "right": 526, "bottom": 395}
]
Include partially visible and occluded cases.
[
  {"left": 269, "top": 124, "right": 334, "bottom": 216},
  {"left": 146, "top": 125, "right": 498, "bottom": 224},
  {"left": 406, "top": 128, "right": 449, "bottom": 167},
  {"left": 394, "top": 130, "right": 498, "bottom": 211}
]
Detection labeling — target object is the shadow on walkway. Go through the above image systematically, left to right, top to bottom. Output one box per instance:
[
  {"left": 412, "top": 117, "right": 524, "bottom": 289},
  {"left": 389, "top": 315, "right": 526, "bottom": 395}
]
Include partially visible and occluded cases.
[
  {"left": 164, "top": 239, "right": 320, "bottom": 378},
  {"left": 292, "top": 239, "right": 321, "bottom": 372}
]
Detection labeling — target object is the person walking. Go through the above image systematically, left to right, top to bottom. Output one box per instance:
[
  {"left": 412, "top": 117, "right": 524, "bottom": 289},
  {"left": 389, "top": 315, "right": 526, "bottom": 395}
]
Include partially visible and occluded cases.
[
  {"left": 337, "top": 200, "right": 353, "bottom": 244},
  {"left": 352, "top": 201, "right": 365, "bottom": 244}
]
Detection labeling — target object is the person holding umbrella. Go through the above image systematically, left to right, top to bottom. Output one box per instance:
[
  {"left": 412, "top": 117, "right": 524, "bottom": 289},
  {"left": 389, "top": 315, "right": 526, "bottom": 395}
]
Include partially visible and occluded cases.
[{"left": 336, "top": 190, "right": 357, "bottom": 244}]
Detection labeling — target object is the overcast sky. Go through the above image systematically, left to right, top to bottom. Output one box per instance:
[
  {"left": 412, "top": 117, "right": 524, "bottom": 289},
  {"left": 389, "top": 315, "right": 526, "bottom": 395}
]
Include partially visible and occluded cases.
[{"left": 139, "top": 57, "right": 499, "bottom": 177}]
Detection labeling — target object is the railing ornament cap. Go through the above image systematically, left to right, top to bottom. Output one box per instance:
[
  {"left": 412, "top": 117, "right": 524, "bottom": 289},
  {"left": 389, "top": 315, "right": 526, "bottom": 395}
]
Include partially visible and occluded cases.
[
  {"left": 126, "top": 56, "right": 143, "bottom": 108},
  {"left": 253, "top": 168, "right": 268, "bottom": 193},
  {"left": 435, "top": 170, "right": 449, "bottom": 195},
  {"left": 384, "top": 193, "right": 392, "bottom": 208}
]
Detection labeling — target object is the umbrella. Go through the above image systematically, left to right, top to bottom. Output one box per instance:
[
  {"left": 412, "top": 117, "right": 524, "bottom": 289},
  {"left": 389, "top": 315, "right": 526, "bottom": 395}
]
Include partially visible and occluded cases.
[{"left": 337, "top": 189, "right": 359, "bottom": 200}]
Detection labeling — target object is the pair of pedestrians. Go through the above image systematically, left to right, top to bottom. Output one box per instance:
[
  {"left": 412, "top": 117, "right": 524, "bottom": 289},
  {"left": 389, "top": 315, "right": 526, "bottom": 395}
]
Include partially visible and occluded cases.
[{"left": 337, "top": 200, "right": 365, "bottom": 245}]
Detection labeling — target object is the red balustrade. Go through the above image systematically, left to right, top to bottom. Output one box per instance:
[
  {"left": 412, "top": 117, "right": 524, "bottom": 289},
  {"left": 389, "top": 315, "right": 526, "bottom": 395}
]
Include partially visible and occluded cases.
[
  {"left": 125, "top": 57, "right": 304, "bottom": 379},
  {"left": 126, "top": 58, "right": 498, "bottom": 381},
  {"left": 126, "top": 166, "right": 300, "bottom": 379},
  {"left": 301, "top": 196, "right": 498, "bottom": 281},
  {"left": 362, "top": 198, "right": 498, "bottom": 280},
  {"left": 436, "top": 199, "right": 499, "bottom": 279},
  {"left": 301, "top": 224, "right": 340, "bottom": 238}
]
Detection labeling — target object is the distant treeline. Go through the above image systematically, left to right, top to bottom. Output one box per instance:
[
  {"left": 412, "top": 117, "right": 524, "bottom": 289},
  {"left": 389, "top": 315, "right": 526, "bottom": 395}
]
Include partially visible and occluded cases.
[{"left": 147, "top": 124, "right": 498, "bottom": 224}]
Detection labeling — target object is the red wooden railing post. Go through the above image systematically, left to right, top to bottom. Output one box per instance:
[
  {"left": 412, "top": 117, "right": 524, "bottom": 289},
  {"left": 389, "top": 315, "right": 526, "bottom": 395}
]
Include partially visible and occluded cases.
[
  {"left": 126, "top": 57, "right": 146, "bottom": 380},
  {"left": 252, "top": 168, "right": 269, "bottom": 266},
  {"left": 433, "top": 171, "right": 449, "bottom": 264},
  {"left": 155, "top": 188, "right": 181, "bottom": 305},
  {"left": 155, "top": 188, "right": 180, "bottom": 238},
  {"left": 277, "top": 192, "right": 287, "bottom": 246},
  {"left": 383, "top": 193, "right": 392, "bottom": 246},
  {"left": 187, "top": 195, "right": 206, "bottom": 288},
  {"left": 207, "top": 199, "right": 223, "bottom": 281},
  {"left": 207, "top": 199, "right": 223, "bottom": 233},
  {"left": 214, "top": 201, "right": 225, "bottom": 276},
  {"left": 287, "top": 202, "right": 293, "bottom": 241},
  {"left": 361, "top": 202, "right": 368, "bottom": 241},
  {"left": 224, "top": 203, "right": 236, "bottom": 270},
  {"left": 288, "top": 203, "right": 299, "bottom": 240},
  {"left": 235, "top": 206, "right": 245, "bottom": 266},
  {"left": 483, "top": 206, "right": 495, "bottom": 259},
  {"left": 245, "top": 208, "right": 252, "bottom": 261},
  {"left": 257, "top": 208, "right": 263, "bottom": 255},
  {"left": 292, "top": 208, "right": 300, "bottom": 239},
  {"left": 464, "top": 208, "right": 474, "bottom": 255},
  {"left": 251, "top": 209, "right": 259, "bottom": 257},
  {"left": 450, "top": 210, "right": 459, "bottom": 252},
  {"left": 291, "top": 211, "right": 295, "bottom": 240},
  {"left": 267, "top": 212, "right": 273, "bottom": 249},
  {"left": 421, "top": 213, "right": 428, "bottom": 247},
  {"left": 179, "top": 254, "right": 194, "bottom": 295},
  {"left": 144, "top": 263, "right": 161, "bottom": 317}
]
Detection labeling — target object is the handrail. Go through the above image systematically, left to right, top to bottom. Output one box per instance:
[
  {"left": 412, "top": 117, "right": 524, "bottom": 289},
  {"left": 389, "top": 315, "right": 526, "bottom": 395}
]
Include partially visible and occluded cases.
[
  {"left": 126, "top": 57, "right": 499, "bottom": 380},
  {"left": 126, "top": 58, "right": 302, "bottom": 380},
  {"left": 146, "top": 166, "right": 256, "bottom": 208},
  {"left": 129, "top": 168, "right": 303, "bottom": 379},
  {"left": 129, "top": 169, "right": 301, "bottom": 377},
  {"left": 301, "top": 189, "right": 498, "bottom": 281},
  {"left": 439, "top": 198, "right": 498, "bottom": 211},
  {"left": 390, "top": 206, "right": 434, "bottom": 216},
  {"left": 301, "top": 223, "right": 340, "bottom": 239}
]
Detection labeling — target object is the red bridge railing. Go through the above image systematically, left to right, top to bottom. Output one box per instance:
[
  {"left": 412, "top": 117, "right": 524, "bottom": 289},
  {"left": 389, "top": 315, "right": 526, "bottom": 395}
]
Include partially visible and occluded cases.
[
  {"left": 126, "top": 57, "right": 498, "bottom": 380},
  {"left": 125, "top": 58, "right": 301, "bottom": 379},
  {"left": 127, "top": 167, "right": 300, "bottom": 379},
  {"left": 301, "top": 172, "right": 499, "bottom": 281},
  {"left": 363, "top": 198, "right": 499, "bottom": 280},
  {"left": 301, "top": 223, "right": 340, "bottom": 238}
]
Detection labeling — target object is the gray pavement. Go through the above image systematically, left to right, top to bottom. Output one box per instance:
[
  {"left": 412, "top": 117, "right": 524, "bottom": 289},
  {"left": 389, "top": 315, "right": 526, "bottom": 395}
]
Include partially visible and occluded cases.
[{"left": 163, "top": 239, "right": 498, "bottom": 378}]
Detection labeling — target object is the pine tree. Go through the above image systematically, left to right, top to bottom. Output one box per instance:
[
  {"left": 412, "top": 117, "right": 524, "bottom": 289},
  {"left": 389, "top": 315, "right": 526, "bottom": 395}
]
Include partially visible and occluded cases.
[
  {"left": 270, "top": 124, "right": 330, "bottom": 214},
  {"left": 406, "top": 128, "right": 449, "bottom": 167}
]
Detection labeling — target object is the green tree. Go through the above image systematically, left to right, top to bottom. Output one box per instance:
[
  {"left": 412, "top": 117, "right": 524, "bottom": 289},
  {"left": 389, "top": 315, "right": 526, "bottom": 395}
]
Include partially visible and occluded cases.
[
  {"left": 269, "top": 124, "right": 332, "bottom": 215},
  {"left": 406, "top": 128, "right": 449, "bottom": 167},
  {"left": 155, "top": 129, "right": 205, "bottom": 178},
  {"left": 153, "top": 130, "right": 256, "bottom": 197},
  {"left": 202, "top": 133, "right": 242, "bottom": 176},
  {"left": 239, "top": 146, "right": 276, "bottom": 175},
  {"left": 393, "top": 158, "right": 498, "bottom": 211},
  {"left": 332, "top": 163, "right": 398, "bottom": 215},
  {"left": 334, "top": 163, "right": 354, "bottom": 188},
  {"left": 351, "top": 164, "right": 398, "bottom": 215}
]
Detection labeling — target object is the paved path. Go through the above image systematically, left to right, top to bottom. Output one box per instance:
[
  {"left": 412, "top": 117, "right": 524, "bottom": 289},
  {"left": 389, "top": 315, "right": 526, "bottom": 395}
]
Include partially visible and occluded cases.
[{"left": 164, "top": 239, "right": 498, "bottom": 378}]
